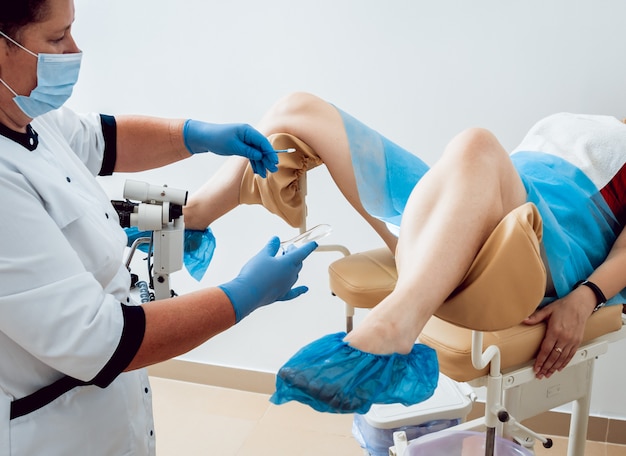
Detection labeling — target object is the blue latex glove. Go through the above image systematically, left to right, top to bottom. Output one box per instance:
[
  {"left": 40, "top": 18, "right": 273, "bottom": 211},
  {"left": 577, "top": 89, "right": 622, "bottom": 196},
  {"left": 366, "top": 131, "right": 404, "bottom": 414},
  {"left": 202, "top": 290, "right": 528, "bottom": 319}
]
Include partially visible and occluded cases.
[
  {"left": 183, "top": 119, "right": 279, "bottom": 178},
  {"left": 218, "top": 237, "right": 318, "bottom": 322}
]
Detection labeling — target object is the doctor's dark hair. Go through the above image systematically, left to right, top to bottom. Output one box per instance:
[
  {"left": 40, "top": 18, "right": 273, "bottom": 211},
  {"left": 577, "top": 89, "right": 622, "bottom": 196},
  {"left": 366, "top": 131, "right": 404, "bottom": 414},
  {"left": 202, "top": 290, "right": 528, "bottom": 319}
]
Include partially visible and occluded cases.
[{"left": 0, "top": 0, "right": 50, "bottom": 40}]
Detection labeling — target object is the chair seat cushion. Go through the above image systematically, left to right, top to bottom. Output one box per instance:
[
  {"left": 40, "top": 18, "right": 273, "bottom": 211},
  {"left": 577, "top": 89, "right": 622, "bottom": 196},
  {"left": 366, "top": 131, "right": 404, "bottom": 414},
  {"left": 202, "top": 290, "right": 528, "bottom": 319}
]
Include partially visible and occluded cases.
[{"left": 328, "top": 247, "right": 397, "bottom": 309}]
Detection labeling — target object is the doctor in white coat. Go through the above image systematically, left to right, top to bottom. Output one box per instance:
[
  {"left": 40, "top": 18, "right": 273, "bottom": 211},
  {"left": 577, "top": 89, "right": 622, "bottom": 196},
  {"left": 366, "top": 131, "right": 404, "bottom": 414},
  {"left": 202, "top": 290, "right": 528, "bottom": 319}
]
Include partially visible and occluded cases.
[{"left": 0, "top": 0, "right": 317, "bottom": 454}]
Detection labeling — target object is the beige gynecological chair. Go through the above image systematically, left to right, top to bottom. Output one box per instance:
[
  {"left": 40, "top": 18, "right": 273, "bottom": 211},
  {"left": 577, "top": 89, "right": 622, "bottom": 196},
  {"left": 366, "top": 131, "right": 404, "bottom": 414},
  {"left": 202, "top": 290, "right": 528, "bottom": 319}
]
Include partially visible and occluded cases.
[
  {"left": 241, "top": 133, "right": 625, "bottom": 456},
  {"left": 327, "top": 204, "right": 626, "bottom": 456}
]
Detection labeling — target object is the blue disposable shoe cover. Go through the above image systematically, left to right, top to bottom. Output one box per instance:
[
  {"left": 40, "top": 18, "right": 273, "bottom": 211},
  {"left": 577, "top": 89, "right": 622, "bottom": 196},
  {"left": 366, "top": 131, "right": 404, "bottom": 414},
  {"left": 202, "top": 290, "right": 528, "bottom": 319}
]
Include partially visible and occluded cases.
[
  {"left": 183, "top": 228, "right": 216, "bottom": 281},
  {"left": 270, "top": 332, "right": 439, "bottom": 414}
]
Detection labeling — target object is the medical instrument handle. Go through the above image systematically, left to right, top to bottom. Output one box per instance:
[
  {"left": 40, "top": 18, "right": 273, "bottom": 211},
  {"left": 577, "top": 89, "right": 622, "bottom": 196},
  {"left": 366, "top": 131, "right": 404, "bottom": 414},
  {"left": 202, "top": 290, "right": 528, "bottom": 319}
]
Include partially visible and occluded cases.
[{"left": 280, "top": 224, "right": 332, "bottom": 252}]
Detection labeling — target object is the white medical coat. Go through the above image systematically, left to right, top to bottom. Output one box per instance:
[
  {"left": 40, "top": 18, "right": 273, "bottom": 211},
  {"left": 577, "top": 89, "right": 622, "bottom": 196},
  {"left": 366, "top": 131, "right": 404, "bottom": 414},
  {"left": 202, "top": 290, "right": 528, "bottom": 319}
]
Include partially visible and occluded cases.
[{"left": 0, "top": 108, "right": 155, "bottom": 455}]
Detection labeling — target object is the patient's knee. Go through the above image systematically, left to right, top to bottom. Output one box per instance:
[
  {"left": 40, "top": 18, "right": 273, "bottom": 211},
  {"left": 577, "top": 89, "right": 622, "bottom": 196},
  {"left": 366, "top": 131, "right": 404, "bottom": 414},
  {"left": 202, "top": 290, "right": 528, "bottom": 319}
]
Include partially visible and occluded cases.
[
  {"left": 268, "top": 91, "right": 325, "bottom": 119},
  {"left": 443, "top": 127, "right": 506, "bottom": 169}
]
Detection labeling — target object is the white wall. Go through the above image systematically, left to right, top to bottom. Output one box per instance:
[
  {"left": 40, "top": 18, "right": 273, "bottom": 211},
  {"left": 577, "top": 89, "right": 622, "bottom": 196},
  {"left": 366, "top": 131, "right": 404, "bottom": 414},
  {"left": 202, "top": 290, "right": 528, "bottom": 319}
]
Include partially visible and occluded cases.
[{"left": 70, "top": 0, "right": 626, "bottom": 419}]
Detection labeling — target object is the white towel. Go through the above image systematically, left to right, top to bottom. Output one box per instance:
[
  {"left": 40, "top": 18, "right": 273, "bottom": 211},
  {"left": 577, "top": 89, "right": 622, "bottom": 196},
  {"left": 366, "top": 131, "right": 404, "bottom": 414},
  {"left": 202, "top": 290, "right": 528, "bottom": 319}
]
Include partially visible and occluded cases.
[{"left": 513, "top": 112, "right": 626, "bottom": 189}]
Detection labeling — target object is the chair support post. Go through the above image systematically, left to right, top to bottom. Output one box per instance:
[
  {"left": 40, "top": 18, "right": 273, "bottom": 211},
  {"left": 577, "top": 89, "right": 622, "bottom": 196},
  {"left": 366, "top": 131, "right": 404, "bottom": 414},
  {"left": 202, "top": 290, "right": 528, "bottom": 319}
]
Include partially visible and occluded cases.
[
  {"left": 345, "top": 303, "right": 354, "bottom": 333},
  {"left": 471, "top": 331, "right": 504, "bottom": 456},
  {"left": 567, "top": 359, "right": 595, "bottom": 456}
]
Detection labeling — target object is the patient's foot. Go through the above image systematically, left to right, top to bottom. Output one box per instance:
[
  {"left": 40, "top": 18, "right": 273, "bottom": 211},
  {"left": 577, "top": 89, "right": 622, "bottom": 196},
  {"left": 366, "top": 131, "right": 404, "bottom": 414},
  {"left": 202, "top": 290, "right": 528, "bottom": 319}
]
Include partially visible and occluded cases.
[{"left": 344, "top": 312, "right": 420, "bottom": 355}]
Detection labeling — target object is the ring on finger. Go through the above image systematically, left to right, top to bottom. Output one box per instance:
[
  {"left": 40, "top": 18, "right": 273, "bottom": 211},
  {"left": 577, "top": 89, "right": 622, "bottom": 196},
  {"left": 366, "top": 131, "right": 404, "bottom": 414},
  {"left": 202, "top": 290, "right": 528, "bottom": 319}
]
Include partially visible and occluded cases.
[{"left": 554, "top": 347, "right": 563, "bottom": 353}]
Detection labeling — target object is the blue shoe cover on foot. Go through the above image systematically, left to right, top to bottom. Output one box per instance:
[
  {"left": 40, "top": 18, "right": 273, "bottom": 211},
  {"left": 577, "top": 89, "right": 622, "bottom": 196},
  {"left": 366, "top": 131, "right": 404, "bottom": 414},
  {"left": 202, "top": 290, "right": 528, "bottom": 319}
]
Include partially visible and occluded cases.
[{"left": 270, "top": 332, "right": 439, "bottom": 414}]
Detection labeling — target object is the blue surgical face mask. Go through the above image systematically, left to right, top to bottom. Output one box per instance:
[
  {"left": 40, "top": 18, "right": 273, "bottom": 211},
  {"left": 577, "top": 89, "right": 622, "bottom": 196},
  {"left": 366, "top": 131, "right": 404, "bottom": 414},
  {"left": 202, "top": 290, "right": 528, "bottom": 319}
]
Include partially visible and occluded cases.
[{"left": 0, "top": 30, "right": 82, "bottom": 118}]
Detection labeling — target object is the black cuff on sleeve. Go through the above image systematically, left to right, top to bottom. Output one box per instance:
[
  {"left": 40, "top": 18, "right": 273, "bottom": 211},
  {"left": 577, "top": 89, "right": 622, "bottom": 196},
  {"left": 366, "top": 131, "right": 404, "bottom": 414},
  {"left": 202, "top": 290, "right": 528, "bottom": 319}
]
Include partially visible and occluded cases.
[
  {"left": 98, "top": 114, "right": 117, "bottom": 176},
  {"left": 91, "top": 303, "right": 146, "bottom": 388}
]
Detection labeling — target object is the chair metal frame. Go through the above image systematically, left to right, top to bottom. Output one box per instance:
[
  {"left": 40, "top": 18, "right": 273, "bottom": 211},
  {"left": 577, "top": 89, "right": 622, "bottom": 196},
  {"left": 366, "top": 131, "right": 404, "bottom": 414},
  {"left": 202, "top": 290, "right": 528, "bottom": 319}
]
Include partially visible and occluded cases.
[{"left": 389, "top": 321, "right": 625, "bottom": 455}]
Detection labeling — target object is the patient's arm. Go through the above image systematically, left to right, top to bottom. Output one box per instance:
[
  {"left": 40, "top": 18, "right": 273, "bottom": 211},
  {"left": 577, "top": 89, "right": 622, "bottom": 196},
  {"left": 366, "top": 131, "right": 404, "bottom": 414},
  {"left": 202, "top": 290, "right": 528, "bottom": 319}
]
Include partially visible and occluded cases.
[
  {"left": 183, "top": 92, "right": 398, "bottom": 251},
  {"left": 589, "top": 224, "right": 626, "bottom": 298},
  {"left": 525, "top": 225, "right": 626, "bottom": 378}
]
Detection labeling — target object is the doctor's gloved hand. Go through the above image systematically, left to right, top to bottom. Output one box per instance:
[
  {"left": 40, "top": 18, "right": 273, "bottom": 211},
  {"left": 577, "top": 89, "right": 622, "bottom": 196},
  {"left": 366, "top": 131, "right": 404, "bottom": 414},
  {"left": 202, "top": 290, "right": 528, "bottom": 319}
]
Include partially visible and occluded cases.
[
  {"left": 183, "top": 120, "right": 278, "bottom": 177},
  {"left": 218, "top": 237, "right": 318, "bottom": 323}
]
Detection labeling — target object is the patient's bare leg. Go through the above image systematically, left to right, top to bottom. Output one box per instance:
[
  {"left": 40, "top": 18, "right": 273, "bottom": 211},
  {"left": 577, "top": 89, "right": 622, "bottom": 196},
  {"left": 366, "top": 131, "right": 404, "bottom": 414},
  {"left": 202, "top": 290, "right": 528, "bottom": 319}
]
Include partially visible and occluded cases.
[
  {"left": 184, "top": 92, "right": 398, "bottom": 251},
  {"left": 344, "top": 127, "right": 528, "bottom": 355},
  {"left": 183, "top": 157, "right": 249, "bottom": 230}
]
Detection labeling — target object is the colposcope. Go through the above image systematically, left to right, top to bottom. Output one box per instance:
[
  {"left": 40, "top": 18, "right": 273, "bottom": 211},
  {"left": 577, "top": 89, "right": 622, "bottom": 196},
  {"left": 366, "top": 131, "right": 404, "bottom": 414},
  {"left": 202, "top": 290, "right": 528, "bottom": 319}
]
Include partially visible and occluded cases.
[
  {"left": 111, "top": 179, "right": 330, "bottom": 302},
  {"left": 112, "top": 179, "right": 187, "bottom": 301}
]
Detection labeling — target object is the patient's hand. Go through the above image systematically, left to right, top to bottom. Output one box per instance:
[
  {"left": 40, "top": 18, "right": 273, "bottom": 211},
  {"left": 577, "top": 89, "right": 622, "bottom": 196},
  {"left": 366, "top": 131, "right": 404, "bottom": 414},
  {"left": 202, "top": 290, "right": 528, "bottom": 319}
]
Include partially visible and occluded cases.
[{"left": 523, "top": 296, "right": 591, "bottom": 379}]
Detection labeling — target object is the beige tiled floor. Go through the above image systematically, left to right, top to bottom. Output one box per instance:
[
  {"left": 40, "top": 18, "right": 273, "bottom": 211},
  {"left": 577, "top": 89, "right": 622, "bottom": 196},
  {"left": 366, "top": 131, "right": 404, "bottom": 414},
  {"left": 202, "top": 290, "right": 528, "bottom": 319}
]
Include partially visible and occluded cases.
[
  {"left": 150, "top": 376, "right": 626, "bottom": 455},
  {"left": 150, "top": 376, "right": 360, "bottom": 455}
]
